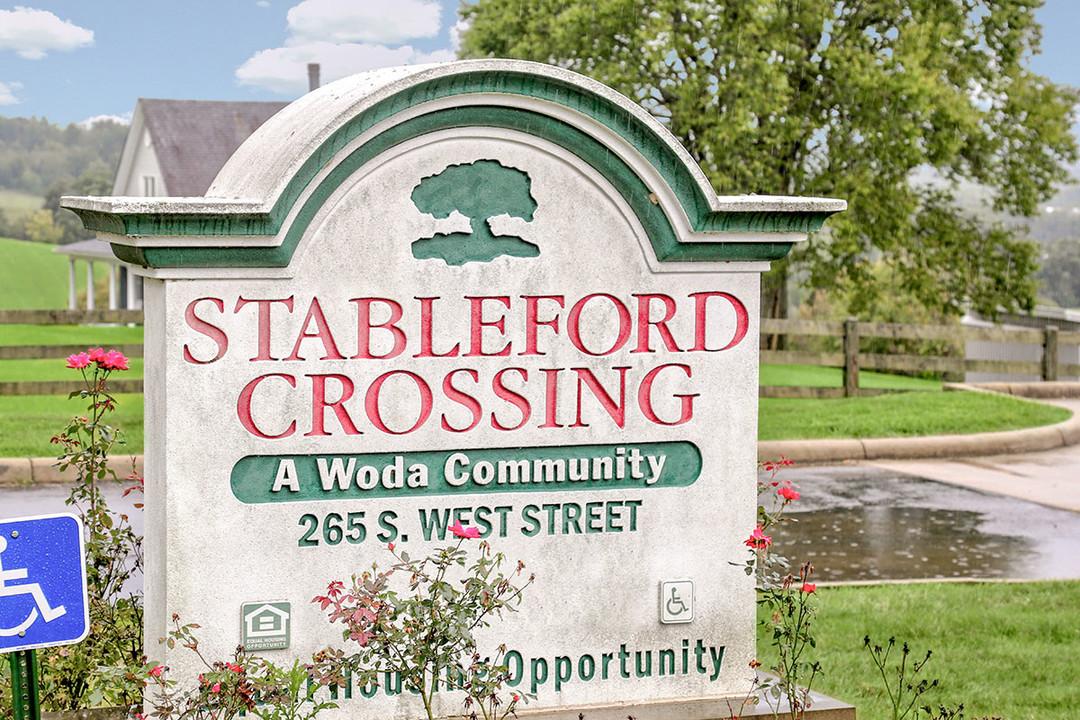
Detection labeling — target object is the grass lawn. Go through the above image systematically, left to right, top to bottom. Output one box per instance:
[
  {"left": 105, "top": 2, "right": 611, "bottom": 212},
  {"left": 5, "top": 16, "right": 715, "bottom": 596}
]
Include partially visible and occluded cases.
[
  {"left": 0, "top": 189, "right": 42, "bottom": 215},
  {"left": 0, "top": 236, "right": 109, "bottom": 309},
  {"left": 0, "top": 323, "right": 143, "bottom": 346},
  {"left": 0, "top": 347, "right": 1070, "bottom": 455},
  {"left": 0, "top": 357, "right": 144, "bottom": 382},
  {"left": 760, "top": 363, "right": 942, "bottom": 391},
  {"left": 0, "top": 389, "right": 1069, "bottom": 457},
  {"left": 759, "top": 391, "right": 1071, "bottom": 441},
  {"left": 0, "top": 393, "right": 143, "bottom": 457},
  {"left": 757, "top": 581, "right": 1080, "bottom": 719}
]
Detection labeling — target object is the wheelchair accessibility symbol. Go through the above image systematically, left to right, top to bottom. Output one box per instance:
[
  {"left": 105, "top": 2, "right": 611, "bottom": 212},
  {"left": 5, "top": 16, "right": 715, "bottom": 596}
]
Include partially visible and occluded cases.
[
  {"left": 0, "top": 513, "right": 88, "bottom": 653},
  {"left": 0, "top": 535, "right": 68, "bottom": 637},
  {"left": 659, "top": 580, "right": 694, "bottom": 624}
]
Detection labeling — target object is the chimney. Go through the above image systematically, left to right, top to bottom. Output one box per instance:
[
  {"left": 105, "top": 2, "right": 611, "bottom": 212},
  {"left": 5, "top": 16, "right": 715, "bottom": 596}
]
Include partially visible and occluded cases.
[{"left": 307, "top": 63, "right": 320, "bottom": 92}]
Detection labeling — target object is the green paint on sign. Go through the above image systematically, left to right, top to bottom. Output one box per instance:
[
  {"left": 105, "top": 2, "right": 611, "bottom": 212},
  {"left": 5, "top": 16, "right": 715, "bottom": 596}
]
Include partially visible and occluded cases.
[
  {"left": 68, "top": 70, "right": 841, "bottom": 269},
  {"left": 411, "top": 160, "right": 539, "bottom": 264},
  {"left": 231, "top": 442, "right": 701, "bottom": 504}
]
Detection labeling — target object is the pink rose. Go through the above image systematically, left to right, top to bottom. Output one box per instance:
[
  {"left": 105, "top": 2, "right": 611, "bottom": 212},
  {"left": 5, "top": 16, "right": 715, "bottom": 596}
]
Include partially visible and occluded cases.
[
  {"left": 102, "top": 349, "right": 130, "bottom": 371},
  {"left": 66, "top": 352, "right": 91, "bottom": 369},
  {"left": 450, "top": 520, "right": 480, "bottom": 539},
  {"left": 744, "top": 526, "right": 771, "bottom": 550}
]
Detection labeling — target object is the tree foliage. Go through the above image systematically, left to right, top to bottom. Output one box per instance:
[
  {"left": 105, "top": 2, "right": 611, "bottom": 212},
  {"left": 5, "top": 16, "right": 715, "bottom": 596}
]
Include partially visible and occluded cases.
[
  {"left": 459, "top": 0, "right": 1079, "bottom": 319},
  {"left": 0, "top": 116, "right": 125, "bottom": 195},
  {"left": 0, "top": 116, "right": 124, "bottom": 243},
  {"left": 44, "top": 163, "right": 114, "bottom": 244},
  {"left": 1036, "top": 236, "right": 1080, "bottom": 309}
]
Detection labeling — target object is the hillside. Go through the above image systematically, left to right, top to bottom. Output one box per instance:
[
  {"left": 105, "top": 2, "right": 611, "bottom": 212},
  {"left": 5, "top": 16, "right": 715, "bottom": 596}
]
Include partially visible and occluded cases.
[{"left": 0, "top": 236, "right": 104, "bottom": 309}]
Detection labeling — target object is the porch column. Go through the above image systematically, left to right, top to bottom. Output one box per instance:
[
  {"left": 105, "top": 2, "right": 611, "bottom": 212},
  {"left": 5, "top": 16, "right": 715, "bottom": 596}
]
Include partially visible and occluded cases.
[
  {"left": 68, "top": 258, "right": 77, "bottom": 310},
  {"left": 86, "top": 260, "right": 95, "bottom": 310},
  {"left": 108, "top": 263, "right": 118, "bottom": 310},
  {"left": 126, "top": 267, "right": 137, "bottom": 310}
]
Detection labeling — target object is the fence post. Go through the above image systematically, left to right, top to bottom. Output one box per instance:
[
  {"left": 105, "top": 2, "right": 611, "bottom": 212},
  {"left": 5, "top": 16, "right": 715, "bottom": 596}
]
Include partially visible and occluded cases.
[
  {"left": 843, "top": 317, "right": 859, "bottom": 397},
  {"left": 1043, "top": 325, "right": 1059, "bottom": 382}
]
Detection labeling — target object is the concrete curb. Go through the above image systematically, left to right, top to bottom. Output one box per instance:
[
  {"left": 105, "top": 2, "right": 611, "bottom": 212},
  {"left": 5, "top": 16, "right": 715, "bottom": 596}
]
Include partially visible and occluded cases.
[
  {"left": 4, "top": 385, "right": 1077, "bottom": 483},
  {"left": 0, "top": 455, "right": 143, "bottom": 487}
]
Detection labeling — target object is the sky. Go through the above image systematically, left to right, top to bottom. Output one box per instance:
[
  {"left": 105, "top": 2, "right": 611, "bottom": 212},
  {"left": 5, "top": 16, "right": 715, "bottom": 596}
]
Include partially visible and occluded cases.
[{"left": 0, "top": 0, "right": 1077, "bottom": 128}]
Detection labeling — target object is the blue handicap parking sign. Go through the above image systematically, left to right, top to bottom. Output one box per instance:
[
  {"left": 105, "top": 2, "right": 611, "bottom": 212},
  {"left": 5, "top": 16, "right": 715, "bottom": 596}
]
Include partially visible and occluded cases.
[{"left": 0, "top": 513, "right": 89, "bottom": 653}]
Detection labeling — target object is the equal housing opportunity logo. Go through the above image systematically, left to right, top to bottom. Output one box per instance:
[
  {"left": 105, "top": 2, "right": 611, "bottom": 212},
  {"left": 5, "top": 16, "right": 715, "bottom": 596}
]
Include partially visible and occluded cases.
[{"left": 240, "top": 601, "right": 291, "bottom": 651}]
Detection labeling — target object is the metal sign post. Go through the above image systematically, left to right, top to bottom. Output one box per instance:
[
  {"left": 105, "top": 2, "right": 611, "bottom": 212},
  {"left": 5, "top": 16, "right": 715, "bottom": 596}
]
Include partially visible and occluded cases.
[
  {"left": 1, "top": 513, "right": 89, "bottom": 720},
  {"left": 8, "top": 649, "right": 40, "bottom": 720}
]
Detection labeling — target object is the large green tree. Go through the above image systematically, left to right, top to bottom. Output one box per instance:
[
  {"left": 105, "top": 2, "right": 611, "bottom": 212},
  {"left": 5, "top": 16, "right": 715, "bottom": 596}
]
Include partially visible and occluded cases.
[
  {"left": 459, "top": 0, "right": 1079, "bottom": 320},
  {"left": 1037, "top": 236, "right": 1080, "bottom": 308}
]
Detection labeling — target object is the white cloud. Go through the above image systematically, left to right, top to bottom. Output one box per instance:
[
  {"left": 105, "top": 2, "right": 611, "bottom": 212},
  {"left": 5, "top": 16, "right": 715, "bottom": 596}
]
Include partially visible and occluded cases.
[
  {"left": 236, "top": 0, "right": 454, "bottom": 94},
  {"left": 256, "top": 0, "right": 271, "bottom": 6},
  {"left": 286, "top": 0, "right": 440, "bottom": 45},
  {"left": 0, "top": 7, "right": 93, "bottom": 60},
  {"left": 448, "top": 16, "right": 469, "bottom": 53},
  {"left": 236, "top": 40, "right": 451, "bottom": 95},
  {"left": 0, "top": 81, "right": 22, "bottom": 105},
  {"left": 78, "top": 112, "right": 133, "bottom": 128}
]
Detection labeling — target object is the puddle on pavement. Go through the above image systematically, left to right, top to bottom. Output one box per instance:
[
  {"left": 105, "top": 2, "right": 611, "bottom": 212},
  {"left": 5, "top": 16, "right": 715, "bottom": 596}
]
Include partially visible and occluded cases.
[{"left": 761, "top": 466, "right": 1080, "bottom": 582}]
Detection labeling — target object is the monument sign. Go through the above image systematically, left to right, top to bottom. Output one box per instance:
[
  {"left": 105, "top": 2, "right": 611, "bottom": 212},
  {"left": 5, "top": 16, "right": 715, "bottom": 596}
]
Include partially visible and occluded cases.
[{"left": 65, "top": 60, "right": 844, "bottom": 718}]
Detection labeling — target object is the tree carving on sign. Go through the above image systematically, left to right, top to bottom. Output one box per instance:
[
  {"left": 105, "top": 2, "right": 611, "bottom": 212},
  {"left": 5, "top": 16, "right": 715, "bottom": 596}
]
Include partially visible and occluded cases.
[{"left": 411, "top": 160, "right": 539, "bottom": 264}]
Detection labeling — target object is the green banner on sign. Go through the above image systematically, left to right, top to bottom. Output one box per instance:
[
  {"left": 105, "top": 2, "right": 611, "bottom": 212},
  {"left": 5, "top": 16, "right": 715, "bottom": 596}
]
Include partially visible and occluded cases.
[{"left": 231, "top": 442, "right": 701, "bottom": 504}]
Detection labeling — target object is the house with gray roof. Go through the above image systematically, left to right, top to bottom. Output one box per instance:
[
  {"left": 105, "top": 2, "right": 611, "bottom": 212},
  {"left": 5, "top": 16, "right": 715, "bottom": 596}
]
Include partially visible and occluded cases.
[{"left": 57, "top": 98, "right": 289, "bottom": 309}]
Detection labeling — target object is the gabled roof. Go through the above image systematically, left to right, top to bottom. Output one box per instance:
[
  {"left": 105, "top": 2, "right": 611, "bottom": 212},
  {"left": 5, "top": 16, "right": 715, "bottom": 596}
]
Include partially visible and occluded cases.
[{"left": 140, "top": 99, "right": 289, "bottom": 196}]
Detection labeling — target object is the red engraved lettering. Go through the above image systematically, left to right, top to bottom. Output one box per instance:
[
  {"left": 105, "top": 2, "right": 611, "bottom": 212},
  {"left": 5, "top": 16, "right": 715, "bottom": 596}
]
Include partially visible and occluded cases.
[
  {"left": 689, "top": 291, "right": 749, "bottom": 352},
  {"left": 632, "top": 293, "right": 682, "bottom": 353},
  {"left": 567, "top": 294, "right": 631, "bottom": 356},
  {"left": 521, "top": 295, "right": 564, "bottom": 356},
  {"left": 234, "top": 296, "right": 294, "bottom": 361},
  {"left": 465, "top": 296, "right": 511, "bottom": 357},
  {"left": 183, "top": 297, "right": 228, "bottom": 364},
  {"left": 285, "top": 297, "right": 344, "bottom": 361},
  {"left": 350, "top": 297, "right": 406, "bottom": 359},
  {"left": 414, "top": 297, "right": 460, "bottom": 358},
  {"left": 638, "top": 364, "right": 698, "bottom": 426},
  {"left": 570, "top": 366, "right": 629, "bottom": 428},
  {"left": 491, "top": 367, "right": 531, "bottom": 431},
  {"left": 538, "top": 368, "right": 563, "bottom": 428},
  {"left": 441, "top": 369, "right": 482, "bottom": 433},
  {"left": 365, "top": 370, "right": 433, "bottom": 435},
  {"left": 236, "top": 373, "right": 296, "bottom": 438},
  {"left": 306, "top": 374, "right": 361, "bottom": 437}
]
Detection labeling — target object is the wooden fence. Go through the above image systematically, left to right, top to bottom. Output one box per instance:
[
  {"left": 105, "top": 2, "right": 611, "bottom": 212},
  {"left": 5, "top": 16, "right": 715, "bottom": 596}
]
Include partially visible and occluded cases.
[
  {"left": 0, "top": 309, "right": 145, "bottom": 396},
  {"left": 2, "top": 310, "right": 1079, "bottom": 399},
  {"left": 761, "top": 317, "right": 1080, "bottom": 398}
]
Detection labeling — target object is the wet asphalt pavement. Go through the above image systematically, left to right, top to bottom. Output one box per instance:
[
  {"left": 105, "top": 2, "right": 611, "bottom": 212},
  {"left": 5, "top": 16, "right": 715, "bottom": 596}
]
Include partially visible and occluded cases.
[
  {"left": 3, "top": 458, "right": 1080, "bottom": 584},
  {"left": 764, "top": 464, "right": 1080, "bottom": 582},
  {"left": 0, "top": 482, "right": 144, "bottom": 535}
]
